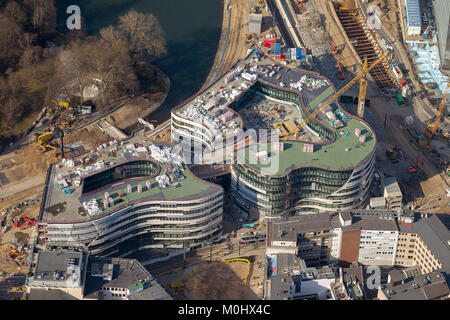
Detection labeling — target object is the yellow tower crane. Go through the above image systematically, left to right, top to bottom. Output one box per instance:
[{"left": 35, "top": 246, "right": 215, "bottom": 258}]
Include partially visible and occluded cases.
[
  {"left": 282, "top": 52, "right": 389, "bottom": 140},
  {"left": 357, "top": 57, "right": 369, "bottom": 118},
  {"left": 424, "top": 83, "right": 449, "bottom": 139}
]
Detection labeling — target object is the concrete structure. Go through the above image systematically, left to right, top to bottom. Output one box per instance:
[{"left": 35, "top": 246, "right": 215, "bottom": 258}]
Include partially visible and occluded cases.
[
  {"left": 405, "top": 0, "right": 422, "bottom": 36},
  {"left": 433, "top": 0, "right": 450, "bottom": 74},
  {"left": 248, "top": 13, "right": 263, "bottom": 34},
  {"left": 38, "top": 138, "right": 224, "bottom": 257},
  {"left": 382, "top": 177, "right": 402, "bottom": 211},
  {"left": 369, "top": 197, "right": 386, "bottom": 209},
  {"left": 267, "top": 213, "right": 333, "bottom": 267},
  {"left": 358, "top": 220, "right": 398, "bottom": 266},
  {"left": 26, "top": 251, "right": 171, "bottom": 300},
  {"left": 26, "top": 251, "right": 87, "bottom": 300},
  {"left": 264, "top": 253, "right": 335, "bottom": 300},
  {"left": 83, "top": 256, "right": 171, "bottom": 300},
  {"left": 330, "top": 263, "right": 366, "bottom": 300},
  {"left": 378, "top": 270, "right": 450, "bottom": 300}
]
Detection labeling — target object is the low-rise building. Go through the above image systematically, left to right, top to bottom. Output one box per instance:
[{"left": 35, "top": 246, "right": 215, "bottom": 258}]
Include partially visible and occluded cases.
[
  {"left": 382, "top": 177, "right": 402, "bottom": 211},
  {"left": 25, "top": 251, "right": 171, "bottom": 300},
  {"left": 26, "top": 251, "right": 87, "bottom": 300},
  {"left": 264, "top": 253, "right": 335, "bottom": 300},
  {"left": 330, "top": 263, "right": 366, "bottom": 300},
  {"left": 378, "top": 270, "right": 450, "bottom": 300}
]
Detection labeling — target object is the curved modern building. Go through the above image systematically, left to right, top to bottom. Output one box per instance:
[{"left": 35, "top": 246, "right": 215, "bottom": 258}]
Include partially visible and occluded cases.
[
  {"left": 171, "top": 50, "right": 376, "bottom": 219},
  {"left": 38, "top": 139, "right": 223, "bottom": 257}
]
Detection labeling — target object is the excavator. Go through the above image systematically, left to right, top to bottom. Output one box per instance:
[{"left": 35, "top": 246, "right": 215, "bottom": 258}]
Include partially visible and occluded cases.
[
  {"left": 340, "top": 0, "right": 358, "bottom": 16},
  {"left": 331, "top": 41, "right": 338, "bottom": 55},
  {"left": 282, "top": 51, "right": 389, "bottom": 140},
  {"left": 336, "top": 61, "right": 346, "bottom": 80},
  {"left": 424, "top": 83, "right": 449, "bottom": 139},
  {"left": 35, "top": 131, "right": 53, "bottom": 145},
  {"left": 408, "top": 157, "right": 425, "bottom": 174},
  {"left": 7, "top": 249, "right": 20, "bottom": 259}
]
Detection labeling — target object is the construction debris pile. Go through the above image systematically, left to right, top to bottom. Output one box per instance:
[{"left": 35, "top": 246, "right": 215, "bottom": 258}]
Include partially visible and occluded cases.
[{"left": 409, "top": 43, "right": 449, "bottom": 96}]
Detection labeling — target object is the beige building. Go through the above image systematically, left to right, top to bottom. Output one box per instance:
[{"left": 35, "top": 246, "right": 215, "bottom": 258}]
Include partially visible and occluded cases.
[
  {"left": 382, "top": 177, "right": 402, "bottom": 211},
  {"left": 396, "top": 214, "right": 450, "bottom": 275}
]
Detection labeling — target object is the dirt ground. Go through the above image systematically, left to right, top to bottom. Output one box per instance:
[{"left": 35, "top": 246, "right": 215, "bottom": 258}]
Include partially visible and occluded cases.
[
  {"left": 202, "top": 0, "right": 251, "bottom": 89},
  {"left": 106, "top": 94, "right": 169, "bottom": 131},
  {"left": 151, "top": 121, "right": 172, "bottom": 143},
  {"left": 64, "top": 125, "right": 110, "bottom": 151},
  {"left": 419, "top": 174, "right": 450, "bottom": 213},
  {"left": 183, "top": 261, "right": 251, "bottom": 300}
]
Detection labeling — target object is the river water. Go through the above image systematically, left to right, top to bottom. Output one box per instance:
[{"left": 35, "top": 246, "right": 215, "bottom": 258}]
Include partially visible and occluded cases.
[{"left": 56, "top": 0, "right": 223, "bottom": 123}]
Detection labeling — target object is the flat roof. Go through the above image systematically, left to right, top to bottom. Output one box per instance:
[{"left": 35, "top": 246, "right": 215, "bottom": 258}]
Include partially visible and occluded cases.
[
  {"left": 405, "top": 0, "right": 422, "bottom": 28},
  {"left": 171, "top": 49, "right": 376, "bottom": 176},
  {"left": 237, "top": 118, "right": 375, "bottom": 176},
  {"left": 40, "top": 135, "right": 221, "bottom": 223},
  {"left": 269, "top": 213, "right": 332, "bottom": 244},
  {"left": 31, "top": 251, "right": 85, "bottom": 287},
  {"left": 84, "top": 257, "right": 170, "bottom": 300},
  {"left": 381, "top": 270, "right": 449, "bottom": 300}
]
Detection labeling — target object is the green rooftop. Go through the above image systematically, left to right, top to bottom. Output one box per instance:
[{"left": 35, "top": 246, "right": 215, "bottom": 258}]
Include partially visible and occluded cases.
[
  {"left": 307, "top": 86, "right": 334, "bottom": 111},
  {"left": 237, "top": 118, "right": 376, "bottom": 176},
  {"left": 93, "top": 168, "right": 215, "bottom": 215},
  {"left": 128, "top": 281, "right": 144, "bottom": 292}
]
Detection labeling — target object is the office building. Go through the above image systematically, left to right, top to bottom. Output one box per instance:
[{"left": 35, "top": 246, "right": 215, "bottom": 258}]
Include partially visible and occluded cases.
[
  {"left": 172, "top": 51, "right": 376, "bottom": 219},
  {"left": 37, "top": 138, "right": 224, "bottom": 257}
]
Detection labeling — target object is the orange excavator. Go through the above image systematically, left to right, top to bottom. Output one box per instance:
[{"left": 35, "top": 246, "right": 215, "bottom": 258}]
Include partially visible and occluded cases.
[
  {"left": 331, "top": 41, "right": 338, "bottom": 55},
  {"left": 336, "top": 61, "right": 346, "bottom": 80},
  {"left": 408, "top": 157, "right": 425, "bottom": 174}
]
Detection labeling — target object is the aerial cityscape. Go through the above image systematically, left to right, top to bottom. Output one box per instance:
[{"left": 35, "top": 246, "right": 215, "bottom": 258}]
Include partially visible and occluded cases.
[{"left": 0, "top": 0, "right": 449, "bottom": 304}]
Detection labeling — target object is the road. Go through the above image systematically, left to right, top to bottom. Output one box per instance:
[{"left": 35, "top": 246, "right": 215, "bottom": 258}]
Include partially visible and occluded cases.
[
  {"left": 0, "top": 173, "right": 45, "bottom": 200},
  {"left": 0, "top": 275, "right": 26, "bottom": 300}
]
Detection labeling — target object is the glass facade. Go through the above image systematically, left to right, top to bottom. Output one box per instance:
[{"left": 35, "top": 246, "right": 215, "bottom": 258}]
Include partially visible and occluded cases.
[{"left": 82, "top": 160, "right": 160, "bottom": 194}]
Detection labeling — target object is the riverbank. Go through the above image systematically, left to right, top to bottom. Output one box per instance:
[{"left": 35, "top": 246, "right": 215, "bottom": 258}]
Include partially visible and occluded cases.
[
  {"left": 202, "top": 0, "right": 250, "bottom": 91},
  {"left": 105, "top": 66, "right": 170, "bottom": 131}
]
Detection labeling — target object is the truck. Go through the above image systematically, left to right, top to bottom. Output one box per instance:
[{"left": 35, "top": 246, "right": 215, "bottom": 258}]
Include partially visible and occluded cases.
[{"left": 395, "top": 93, "right": 405, "bottom": 106}]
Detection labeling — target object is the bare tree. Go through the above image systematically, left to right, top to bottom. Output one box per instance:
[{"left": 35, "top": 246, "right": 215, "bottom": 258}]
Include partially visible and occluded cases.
[
  {"left": 26, "top": 0, "right": 56, "bottom": 32},
  {"left": 4, "top": 1, "right": 27, "bottom": 27},
  {"left": 117, "top": 9, "right": 167, "bottom": 61},
  {"left": 0, "top": 13, "right": 26, "bottom": 70},
  {"left": 99, "top": 25, "right": 127, "bottom": 48},
  {"left": 56, "top": 40, "right": 139, "bottom": 108},
  {"left": 88, "top": 40, "right": 138, "bottom": 106},
  {"left": 56, "top": 41, "right": 92, "bottom": 104}
]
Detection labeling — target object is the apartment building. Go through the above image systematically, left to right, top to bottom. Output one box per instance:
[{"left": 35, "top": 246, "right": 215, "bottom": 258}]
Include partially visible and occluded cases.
[
  {"left": 267, "top": 210, "right": 449, "bottom": 272},
  {"left": 396, "top": 214, "right": 450, "bottom": 274},
  {"left": 358, "top": 220, "right": 398, "bottom": 266}
]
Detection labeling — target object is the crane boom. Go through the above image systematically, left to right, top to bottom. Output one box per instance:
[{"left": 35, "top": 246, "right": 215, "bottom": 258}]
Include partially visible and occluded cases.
[
  {"left": 287, "top": 52, "right": 388, "bottom": 138},
  {"left": 357, "top": 57, "right": 369, "bottom": 118},
  {"left": 425, "top": 83, "right": 449, "bottom": 138}
]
